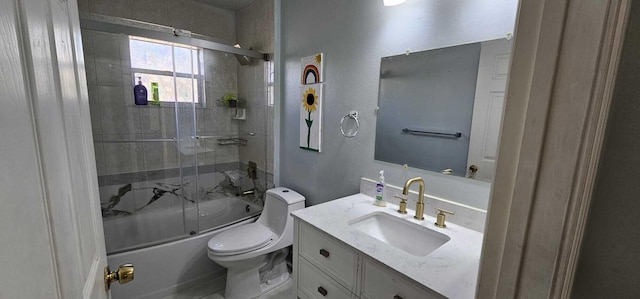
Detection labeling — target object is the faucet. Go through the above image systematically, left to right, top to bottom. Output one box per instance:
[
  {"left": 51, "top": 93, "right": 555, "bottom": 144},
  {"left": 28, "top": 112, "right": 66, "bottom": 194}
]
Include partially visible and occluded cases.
[{"left": 402, "top": 177, "right": 426, "bottom": 220}]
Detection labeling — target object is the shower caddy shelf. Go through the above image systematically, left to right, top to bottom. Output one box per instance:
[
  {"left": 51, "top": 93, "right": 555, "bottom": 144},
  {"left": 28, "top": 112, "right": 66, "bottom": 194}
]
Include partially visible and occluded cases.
[
  {"left": 216, "top": 99, "right": 247, "bottom": 107},
  {"left": 216, "top": 138, "right": 248, "bottom": 146}
]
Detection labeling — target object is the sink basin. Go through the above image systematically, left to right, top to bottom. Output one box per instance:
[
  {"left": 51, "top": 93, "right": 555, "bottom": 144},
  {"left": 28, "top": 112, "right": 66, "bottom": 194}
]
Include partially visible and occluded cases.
[{"left": 348, "top": 212, "right": 450, "bottom": 256}]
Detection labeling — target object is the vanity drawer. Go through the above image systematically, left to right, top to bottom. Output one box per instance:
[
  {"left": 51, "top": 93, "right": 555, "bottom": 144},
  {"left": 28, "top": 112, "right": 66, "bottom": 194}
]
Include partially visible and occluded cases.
[
  {"left": 299, "top": 222, "right": 357, "bottom": 290},
  {"left": 298, "top": 257, "right": 354, "bottom": 299},
  {"left": 360, "top": 258, "right": 444, "bottom": 299}
]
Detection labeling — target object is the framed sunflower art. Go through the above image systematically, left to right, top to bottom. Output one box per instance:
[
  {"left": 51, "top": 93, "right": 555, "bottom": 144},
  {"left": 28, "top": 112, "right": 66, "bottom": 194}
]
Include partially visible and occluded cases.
[
  {"left": 301, "top": 53, "right": 324, "bottom": 84},
  {"left": 300, "top": 84, "right": 323, "bottom": 152}
]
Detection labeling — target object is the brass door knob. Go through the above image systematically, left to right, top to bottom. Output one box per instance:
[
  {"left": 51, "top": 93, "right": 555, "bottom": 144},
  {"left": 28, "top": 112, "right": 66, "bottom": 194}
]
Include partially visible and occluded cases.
[{"left": 104, "top": 263, "right": 134, "bottom": 291}]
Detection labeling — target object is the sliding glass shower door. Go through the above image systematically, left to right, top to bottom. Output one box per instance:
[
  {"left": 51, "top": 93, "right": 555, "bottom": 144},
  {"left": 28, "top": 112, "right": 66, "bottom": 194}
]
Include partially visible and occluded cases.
[{"left": 82, "top": 15, "right": 272, "bottom": 254}]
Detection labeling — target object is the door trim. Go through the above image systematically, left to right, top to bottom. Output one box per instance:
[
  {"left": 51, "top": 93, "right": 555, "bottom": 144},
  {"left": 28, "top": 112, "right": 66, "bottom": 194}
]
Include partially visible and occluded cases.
[
  {"left": 477, "top": 0, "right": 630, "bottom": 298},
  {"left": 553, "top": 2, "right": 630, "bottom": 297}
]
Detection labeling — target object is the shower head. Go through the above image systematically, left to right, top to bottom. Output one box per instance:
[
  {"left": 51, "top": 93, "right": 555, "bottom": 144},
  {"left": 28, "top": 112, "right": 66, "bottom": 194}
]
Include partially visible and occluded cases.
[{"left": 233, "top": 44, "right": 252, "bottom": 66}]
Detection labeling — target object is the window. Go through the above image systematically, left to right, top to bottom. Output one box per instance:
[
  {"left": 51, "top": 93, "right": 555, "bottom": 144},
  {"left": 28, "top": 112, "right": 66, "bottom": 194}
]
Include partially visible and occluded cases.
[
  {"left": 129, "top": 36, "right": 203, "bottom": 104},
  {"left": 267, "top": 60, "right": 275, "bottom": 107}
]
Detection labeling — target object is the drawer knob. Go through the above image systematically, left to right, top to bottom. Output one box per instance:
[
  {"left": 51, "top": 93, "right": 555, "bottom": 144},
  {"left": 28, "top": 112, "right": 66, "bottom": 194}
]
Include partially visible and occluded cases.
[
  {"left": 319, "top": 248, "right": 330, "bottom": 258},
  {"left": 318, "top": 286, "right": 328, "bottom": 296},
  {"left": 394, "top": 296, "right": 404, "bottom": 299}
]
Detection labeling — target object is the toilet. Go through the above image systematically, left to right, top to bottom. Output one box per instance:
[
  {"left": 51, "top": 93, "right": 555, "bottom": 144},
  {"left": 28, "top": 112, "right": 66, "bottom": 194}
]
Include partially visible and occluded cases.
[{"left": 207, "top": 187, "right": 305, "bottom": 299}]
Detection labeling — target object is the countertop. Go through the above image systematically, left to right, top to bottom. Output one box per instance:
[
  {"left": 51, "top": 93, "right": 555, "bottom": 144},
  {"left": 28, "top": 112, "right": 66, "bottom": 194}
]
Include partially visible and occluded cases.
[{"left": 291, "top": 193, "right": 484, "bottom": 299}]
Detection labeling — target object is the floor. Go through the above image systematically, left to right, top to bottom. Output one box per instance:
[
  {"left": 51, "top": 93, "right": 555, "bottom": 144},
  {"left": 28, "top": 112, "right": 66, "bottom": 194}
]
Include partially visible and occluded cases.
[{"left": 162, "top": 278, "right": 294, "bottom": 299}]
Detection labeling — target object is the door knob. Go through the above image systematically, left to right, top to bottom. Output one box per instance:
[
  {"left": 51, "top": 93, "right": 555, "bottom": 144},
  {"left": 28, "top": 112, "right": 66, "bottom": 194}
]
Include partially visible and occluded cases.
[{"left": 104, "top": 263, "right": 134, "bottom": 291}]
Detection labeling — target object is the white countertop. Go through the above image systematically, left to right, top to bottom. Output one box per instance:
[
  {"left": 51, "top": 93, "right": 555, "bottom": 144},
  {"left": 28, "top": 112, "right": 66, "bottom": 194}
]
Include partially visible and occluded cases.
[{"left": 291, "top": 193, "right": 484, "bottom": 299}]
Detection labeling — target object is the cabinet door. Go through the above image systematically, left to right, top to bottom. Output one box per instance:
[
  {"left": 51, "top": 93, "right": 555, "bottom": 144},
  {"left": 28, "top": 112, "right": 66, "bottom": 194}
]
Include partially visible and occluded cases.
[
  {"left": 299, "top": 222, "right": 357, "bottom": 291},
  {"left": 298, "top": 258, "right": 354, "bottom": 299},
  {"left": 360, "top": 258, "right": 444, "bottom": 299}
]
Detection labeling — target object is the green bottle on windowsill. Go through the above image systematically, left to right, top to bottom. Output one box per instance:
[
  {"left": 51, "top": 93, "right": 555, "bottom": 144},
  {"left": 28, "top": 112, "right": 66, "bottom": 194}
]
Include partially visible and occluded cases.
[{"left": 151, "top": 82, "right": 160, "bottom": 106}]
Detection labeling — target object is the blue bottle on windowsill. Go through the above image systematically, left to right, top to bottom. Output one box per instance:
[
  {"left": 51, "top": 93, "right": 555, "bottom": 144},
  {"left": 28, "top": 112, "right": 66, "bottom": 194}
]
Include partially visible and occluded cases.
[{"left": 133, "top": 77, "right": 148, "bottom": 105}]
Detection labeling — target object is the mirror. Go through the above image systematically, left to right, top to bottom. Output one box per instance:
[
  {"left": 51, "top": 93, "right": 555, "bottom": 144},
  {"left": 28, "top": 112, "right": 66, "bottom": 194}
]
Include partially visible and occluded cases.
[{"left": 374, "top": 38, "right": 512, "bottom": 182}]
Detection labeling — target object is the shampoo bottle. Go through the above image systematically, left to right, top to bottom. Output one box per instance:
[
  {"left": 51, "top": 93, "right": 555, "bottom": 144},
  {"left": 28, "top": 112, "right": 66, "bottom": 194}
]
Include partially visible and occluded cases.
[
  {"left": 133, "top": 77, "right": 148, "bottom": 105},
  {"left": 151, "top": 82, "right": 160, "bottom": 106},
  {"left": 374, "top": 170, "right": 387, "bottom": 207}
]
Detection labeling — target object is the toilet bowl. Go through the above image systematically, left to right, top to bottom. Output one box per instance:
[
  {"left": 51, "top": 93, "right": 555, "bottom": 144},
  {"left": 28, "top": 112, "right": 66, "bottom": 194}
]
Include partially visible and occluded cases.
[{"left": 208, "top": 187, "right": 305, "bottom": 299}]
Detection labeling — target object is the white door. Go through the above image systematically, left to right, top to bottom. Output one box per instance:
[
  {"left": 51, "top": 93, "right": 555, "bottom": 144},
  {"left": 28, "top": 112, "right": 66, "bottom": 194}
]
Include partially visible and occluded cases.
[
  {"left": 1, "top": 0, "right": 115, "bottom": 298},
  {"left": 467, "top": 39, "right": 513, "bottom": 182}
]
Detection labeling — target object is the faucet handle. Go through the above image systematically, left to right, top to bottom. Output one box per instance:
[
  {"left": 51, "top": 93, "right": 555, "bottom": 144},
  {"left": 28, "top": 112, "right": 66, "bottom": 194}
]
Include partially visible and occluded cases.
[
  {"left": 393, "top": 194, "right": 407, "bottom": 201},
  {"left": 393, "top": 195, "right": 408, "bottom": 214},
  {"left": 435, "top": 208, "right": 454, "bottom": 228},
  {"left": 436, "top": 208, "right": 454, "bottom": 215}
]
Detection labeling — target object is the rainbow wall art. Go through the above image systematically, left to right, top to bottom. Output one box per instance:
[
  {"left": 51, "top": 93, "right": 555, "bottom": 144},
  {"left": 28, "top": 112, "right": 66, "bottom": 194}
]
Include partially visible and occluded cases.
[
  {"left": 299, "top": 53, "right": 324, "bottom": 152},
  {"left": 301, "top": 53, "right": 324, "bottom": 84}
]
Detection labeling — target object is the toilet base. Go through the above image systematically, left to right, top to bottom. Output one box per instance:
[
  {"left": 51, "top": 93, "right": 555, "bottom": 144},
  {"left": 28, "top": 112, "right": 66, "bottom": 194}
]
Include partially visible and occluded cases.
[{"left": 222, "top": 249, "right": 291, "bottom": 299}]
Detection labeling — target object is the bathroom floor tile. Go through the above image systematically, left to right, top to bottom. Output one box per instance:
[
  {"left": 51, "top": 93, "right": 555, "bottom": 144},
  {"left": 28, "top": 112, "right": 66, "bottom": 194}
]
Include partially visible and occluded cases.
[
  {"left": 161, "top": 277, "right": 225, "bottom": 299},
  {"left": 202, "top": 278, "right": 294, "bottom": 299},
  {"left": 257, "top": 279, "right": 294, "bottom": 299}
]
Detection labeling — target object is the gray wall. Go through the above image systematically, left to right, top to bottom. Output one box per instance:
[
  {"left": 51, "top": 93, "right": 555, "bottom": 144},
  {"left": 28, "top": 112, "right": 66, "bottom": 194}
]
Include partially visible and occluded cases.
[
  {"left": 279, "top": 0, "right": 518, "bottom": 206},
  {"left": 571, "top": 2, "right": 640, "bottom": 298}
]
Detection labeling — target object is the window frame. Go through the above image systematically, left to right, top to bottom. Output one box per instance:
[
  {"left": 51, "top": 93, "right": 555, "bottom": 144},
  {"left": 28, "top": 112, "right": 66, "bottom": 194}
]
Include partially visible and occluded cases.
[{"left": 129, "top": 36, "right": 206, "bottom": 107}]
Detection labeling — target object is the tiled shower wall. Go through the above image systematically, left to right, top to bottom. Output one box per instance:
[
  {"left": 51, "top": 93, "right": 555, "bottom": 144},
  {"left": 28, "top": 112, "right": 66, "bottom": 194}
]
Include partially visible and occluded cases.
[
  {"left": 77, "top": 0, "right": 236, "bottom": 44},
  {"left": 79, "top": 0, "right": 276, "bottom": 177},
  {"left": 236, "top": 0, "right": 275, "bottom": 177},
  {"left": 83, "top": 30, "right": 241, "bottom": 176}
]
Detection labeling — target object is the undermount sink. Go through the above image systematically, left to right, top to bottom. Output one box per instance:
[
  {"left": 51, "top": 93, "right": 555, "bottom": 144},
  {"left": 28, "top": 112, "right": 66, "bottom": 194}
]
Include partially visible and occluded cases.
[{"left": 348, "top": 212, "right": 450, "bottom": 256}]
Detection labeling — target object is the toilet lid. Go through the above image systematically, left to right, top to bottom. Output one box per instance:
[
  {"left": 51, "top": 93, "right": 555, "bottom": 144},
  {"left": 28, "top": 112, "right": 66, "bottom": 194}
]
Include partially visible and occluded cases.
[{"left": 208, "top": 223, "right": 274, "bottom": 255}]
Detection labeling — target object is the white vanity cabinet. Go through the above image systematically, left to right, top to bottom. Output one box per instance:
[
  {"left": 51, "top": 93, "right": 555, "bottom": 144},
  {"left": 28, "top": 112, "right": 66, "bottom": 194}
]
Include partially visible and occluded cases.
[
  {"left": 293, "top": 219, "right": 444, "bottom": 299},
  {"left": 360, "top": 258, "right": 444, "bottom": 299}
]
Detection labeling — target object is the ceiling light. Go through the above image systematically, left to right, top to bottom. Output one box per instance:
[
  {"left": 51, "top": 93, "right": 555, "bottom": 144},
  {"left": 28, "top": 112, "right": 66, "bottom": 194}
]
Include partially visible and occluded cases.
[{"left": 384, "top": 0, "right": 407, "bottom": 6}]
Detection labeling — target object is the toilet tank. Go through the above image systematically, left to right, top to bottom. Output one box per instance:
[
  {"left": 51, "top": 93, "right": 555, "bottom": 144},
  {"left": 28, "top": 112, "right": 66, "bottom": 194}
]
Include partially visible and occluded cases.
[{"left": 257, "top": 187, "right": 305, "bottom": 235}]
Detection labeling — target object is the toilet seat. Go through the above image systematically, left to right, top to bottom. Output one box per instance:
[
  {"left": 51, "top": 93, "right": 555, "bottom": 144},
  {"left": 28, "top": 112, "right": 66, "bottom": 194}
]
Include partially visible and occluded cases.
[{"left": 208, "top": 223, "right": 274, "bottom": 256}]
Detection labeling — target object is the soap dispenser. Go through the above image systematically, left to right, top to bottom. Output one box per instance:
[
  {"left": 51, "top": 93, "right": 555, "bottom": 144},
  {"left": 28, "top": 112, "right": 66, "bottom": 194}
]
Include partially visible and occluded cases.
[
  {"left": 133, "top": 77, "right": 148, "bottom": 105},
  {"left": 374, "top": 170, "right": 387, "bottom": 207}
]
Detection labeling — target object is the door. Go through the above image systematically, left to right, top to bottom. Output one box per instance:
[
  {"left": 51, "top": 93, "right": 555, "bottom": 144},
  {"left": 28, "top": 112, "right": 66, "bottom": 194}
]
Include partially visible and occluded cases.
[
  {"left": 1, "top": 0, "right": 112, "bottom": 297},
  {"left": 467, "top": 38, "right": 513, "bottom": 182}
]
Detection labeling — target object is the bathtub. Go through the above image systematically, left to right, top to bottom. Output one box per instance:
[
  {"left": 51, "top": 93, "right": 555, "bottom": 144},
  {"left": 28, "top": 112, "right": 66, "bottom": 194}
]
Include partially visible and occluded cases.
[
  {"left": 103, "top": 196, "right": 262, "bottom": 254},
  {"left": 105, "top": 197, "right": 262, "bottom": 299}
]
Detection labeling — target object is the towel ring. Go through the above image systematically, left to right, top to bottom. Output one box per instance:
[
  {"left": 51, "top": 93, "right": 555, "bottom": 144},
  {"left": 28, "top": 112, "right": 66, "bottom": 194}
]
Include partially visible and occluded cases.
[{"left": 340, "top": 111, "right": 359, "bottom": 138}]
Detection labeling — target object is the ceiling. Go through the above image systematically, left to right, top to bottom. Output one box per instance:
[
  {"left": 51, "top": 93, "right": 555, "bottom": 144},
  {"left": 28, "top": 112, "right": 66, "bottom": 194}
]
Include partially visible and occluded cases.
[{"left": 194, "top": 0, "right": 256, "bottom": 11}]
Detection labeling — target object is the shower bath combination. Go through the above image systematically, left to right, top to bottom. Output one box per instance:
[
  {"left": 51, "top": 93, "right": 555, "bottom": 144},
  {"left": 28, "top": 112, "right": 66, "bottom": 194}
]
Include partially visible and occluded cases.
[{"left": 81, "top": 9, "right": 275, "bottom": 297}]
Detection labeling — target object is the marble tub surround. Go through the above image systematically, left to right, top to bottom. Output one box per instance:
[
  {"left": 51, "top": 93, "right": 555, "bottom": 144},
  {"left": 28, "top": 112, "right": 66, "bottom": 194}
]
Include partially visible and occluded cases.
[
  {"left": 99, "top": 163, "right": 273, "bottom": 219},
  {"left": 100, "top": 164, "right": 273, "bottom": 253},
  {"left": 360, "top": 178, "right": 487, "bottom": 232},
  {"left": 292, "top": 193, "right": 484, "bottom": 299}
]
